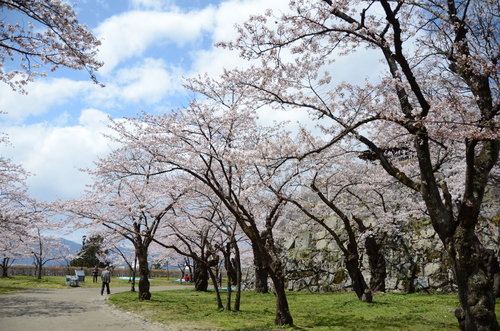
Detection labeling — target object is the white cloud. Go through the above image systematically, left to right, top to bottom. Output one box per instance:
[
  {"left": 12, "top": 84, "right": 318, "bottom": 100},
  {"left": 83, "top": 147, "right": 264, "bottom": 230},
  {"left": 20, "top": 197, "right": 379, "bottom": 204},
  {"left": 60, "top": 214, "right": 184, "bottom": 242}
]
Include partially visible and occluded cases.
[
  {"left": 95, "top": 7, "right": 216, "bottom": 74},
  {"left": 81, "top": 58, "right": 186, "bottom": 110},
  {"left": 115, "top": 58, "right": 183, "bottom": 104},
  {"left": 0, "top": 78, "right": 91, "bottom": 123},
  {"left": 78, "top": 107, "right": 110, "bottom": 127},
  {"left": 0, "top": 109, "right": 115, "bottom": 201}
]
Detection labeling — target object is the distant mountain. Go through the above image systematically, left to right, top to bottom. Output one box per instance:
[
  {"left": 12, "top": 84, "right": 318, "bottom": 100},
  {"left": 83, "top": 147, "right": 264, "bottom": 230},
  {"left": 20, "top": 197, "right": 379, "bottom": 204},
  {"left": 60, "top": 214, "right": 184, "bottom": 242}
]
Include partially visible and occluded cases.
[
  {"left": 12, "top": 237, "right": 81, "bottom": 266},
  {"left": 60, "top": 237, "right": 81, "bottom": 254}
]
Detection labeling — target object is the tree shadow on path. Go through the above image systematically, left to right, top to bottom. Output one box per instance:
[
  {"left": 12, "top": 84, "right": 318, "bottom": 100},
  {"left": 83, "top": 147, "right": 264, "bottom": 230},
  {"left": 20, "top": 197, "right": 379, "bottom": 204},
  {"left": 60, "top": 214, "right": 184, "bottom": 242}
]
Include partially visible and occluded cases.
[{"left": 0, "top": 289, "right": 91, "bottom": 318}]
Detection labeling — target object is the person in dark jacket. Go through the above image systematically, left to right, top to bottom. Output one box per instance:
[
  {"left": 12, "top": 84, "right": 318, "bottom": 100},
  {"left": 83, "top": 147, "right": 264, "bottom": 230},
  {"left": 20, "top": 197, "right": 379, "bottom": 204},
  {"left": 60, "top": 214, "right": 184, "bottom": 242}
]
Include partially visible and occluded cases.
[
  {"left": 91, "top": 266, "right": 99, "bottom": 283},
  {"left": 101, "top": 266, "right": 111, "bottom": 295}
]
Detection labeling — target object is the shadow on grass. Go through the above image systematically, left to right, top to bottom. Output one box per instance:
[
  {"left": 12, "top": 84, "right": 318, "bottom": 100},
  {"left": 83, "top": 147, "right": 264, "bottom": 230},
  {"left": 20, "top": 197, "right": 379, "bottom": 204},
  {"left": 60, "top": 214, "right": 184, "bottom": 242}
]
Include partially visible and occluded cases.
[{"left": 295, "top": 313, "right": 454, "bottom": 330}]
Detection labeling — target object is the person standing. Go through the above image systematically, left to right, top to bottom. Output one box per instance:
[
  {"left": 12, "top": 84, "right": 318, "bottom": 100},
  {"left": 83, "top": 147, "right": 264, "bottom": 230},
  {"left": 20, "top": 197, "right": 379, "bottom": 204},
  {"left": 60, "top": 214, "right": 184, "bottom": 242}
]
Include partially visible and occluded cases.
[
  {"left": 91, "top": 266, "right": 99, "bottom": 283},
  {"left": 101, "top": 266, "right": 111, "bottom": 295}
]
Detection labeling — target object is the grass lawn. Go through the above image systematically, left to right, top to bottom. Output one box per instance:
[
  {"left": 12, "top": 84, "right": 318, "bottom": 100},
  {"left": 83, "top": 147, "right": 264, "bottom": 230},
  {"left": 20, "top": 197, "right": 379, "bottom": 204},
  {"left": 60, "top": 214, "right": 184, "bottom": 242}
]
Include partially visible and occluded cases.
[{"left": 108, "top": 289, "right": 469, "bottom": 331}]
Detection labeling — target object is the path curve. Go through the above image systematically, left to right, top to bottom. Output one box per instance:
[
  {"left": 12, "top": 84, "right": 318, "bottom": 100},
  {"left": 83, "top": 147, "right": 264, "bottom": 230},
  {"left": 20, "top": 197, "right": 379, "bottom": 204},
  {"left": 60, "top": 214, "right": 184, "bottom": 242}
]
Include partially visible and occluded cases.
[{"left": 0, "top": 285, "right": 193, "bottom": 331}]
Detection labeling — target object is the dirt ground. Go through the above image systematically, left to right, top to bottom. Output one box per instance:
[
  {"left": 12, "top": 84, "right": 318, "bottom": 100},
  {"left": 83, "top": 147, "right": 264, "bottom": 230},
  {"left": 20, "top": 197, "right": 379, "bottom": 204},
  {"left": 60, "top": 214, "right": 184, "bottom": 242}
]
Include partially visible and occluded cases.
[{"left": 0, "top": 285, "right": 192, "bottom": 331}]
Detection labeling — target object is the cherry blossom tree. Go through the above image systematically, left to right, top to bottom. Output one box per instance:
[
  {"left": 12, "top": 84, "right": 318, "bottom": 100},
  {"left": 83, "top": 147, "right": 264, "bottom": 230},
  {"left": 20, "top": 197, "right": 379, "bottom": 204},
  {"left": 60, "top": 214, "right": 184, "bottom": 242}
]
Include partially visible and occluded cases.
[
  {"left": 0, "top": 0, "right": 103, "bottom": 92},
  {"left": 216, "top": 0, "right": 500, "bottom": 329},
  {"left": 187, "top": 74, "right": 389, "bottom": 302},
  {"left": 108, "top": 96, "right": 298, "bottom": 325},
  {"left": 240, "top": 123, "right": 398, "bottom": 300},
  {"left": 287, "top": 148, "right": 426, "bottom": 298},
  {"left": 62, "top": 150, "right": 183, "bottom": 300},
  {"left": 0, "top": 157, "right": 32, "bottom": 236},
  {"left": 0, "top": 157, "right": 68, "bottom": 278},
  {"left": 282, "top": 174, "right": 373, "bottom": 302},
  {"left": 153, "top": 188, "right": 245, "bottom": 310},
  {"left": 20, "top": 197, "right": 68, "bottom": 279},
  {"left": 153, "top": 202, "right": 226, "bottom": 308},
  {"left": 29, "top": 226, "right": 68, "bottom": 279},
  {"left": 0, "top": 231, "right": 30, "bottom": 277}
]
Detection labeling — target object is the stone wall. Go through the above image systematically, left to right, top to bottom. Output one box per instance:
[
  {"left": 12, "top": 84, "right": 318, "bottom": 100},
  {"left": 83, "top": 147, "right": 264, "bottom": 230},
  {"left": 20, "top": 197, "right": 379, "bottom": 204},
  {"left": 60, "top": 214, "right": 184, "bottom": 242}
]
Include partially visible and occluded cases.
[
  {"left": 259, "top": 186, "right": 500, "bottom": 294},
  {"left": 242, "top": 212, "right": 498, "bottom": 294},
  {"left": 276, "top": 215, "right": 500, "bottom": 294},
  {"left": 277, "top": 225, "right": 454, "bottom": 293}
]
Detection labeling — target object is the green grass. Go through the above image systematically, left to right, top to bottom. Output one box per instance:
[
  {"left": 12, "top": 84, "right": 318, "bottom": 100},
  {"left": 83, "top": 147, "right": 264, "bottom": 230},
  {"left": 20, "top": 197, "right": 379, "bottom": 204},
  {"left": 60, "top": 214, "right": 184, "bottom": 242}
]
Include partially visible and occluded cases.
[
  {"left": 0, "top": 275, "right": 180, "bottom": 293},
  {"left": 0, "top": 276, "right": 70, "bottom": 292},
  {"left": 108, "top": 289, "right": 467, "bottom": 331}
]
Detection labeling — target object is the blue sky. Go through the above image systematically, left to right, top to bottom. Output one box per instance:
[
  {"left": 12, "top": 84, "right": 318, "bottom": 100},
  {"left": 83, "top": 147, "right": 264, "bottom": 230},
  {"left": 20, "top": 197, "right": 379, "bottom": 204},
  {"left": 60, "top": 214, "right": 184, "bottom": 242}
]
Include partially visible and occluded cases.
[{"left": 0, "top": 0, "right": 382, "bottom": 241}]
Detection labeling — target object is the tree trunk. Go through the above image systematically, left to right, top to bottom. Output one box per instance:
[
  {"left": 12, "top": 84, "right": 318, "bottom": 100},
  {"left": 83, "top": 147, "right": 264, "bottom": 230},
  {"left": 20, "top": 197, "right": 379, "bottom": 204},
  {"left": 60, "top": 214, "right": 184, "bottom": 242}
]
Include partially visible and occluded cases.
[
  {"left": 412, "top": 134, "right": 500, "bottom": 330},
  {"left": 311, "top": 187, "right": 372, "bottom": 302},
  {"left": 354, "top": 216, "right": 386, "bottom": 293},
  {"left": 246, "top": 228, "right": 293, "bottom": 325},
  {"left": 447, "top": 228, "right": 500, "bottom": 331},
  {"left": 263, "top": 229, "right": 294, "bottom": 327},
  {"left": 365, "top": 235, "right": 386, "bottom": 292},
  {"left": 233, "top": 238, "right": 242, "bottom": 311},
  {"left": 224, "top": 243, "right": 232, "bottom": 311},
  {"left": 136, "top": 245, "right": 151, "bottom": 300},
  {"left": 252, "top": 245, "right": 269, "bottom": 293},
  {"left": 345, "top": 245, "right": 372, "bottom": 303},
  {"left": 131, "top": 257, "right": 137, "bottom": 292},
  {"left": 1, "top": 258, "right": 9, "bottom": 277},
  {"left": 37, "top": 260, "right": 43, "bottom": 280},
  {"left": 268, "top": 261, "right": 293, "bottom": 326},
  {"left": 406, "top": 262, "right": 418, "bottom": 294},
  {"left": 194, "top": 263, "right": 209, "bottom": 291},
  {"left": 207, "top": 265, "right": 224, "bottom": 310},
  {"left": 254, "top": 265, "right": 269, "bottom": 293},
  {"left": 225, "top": 275, "right": 232, "bottom": 311}
]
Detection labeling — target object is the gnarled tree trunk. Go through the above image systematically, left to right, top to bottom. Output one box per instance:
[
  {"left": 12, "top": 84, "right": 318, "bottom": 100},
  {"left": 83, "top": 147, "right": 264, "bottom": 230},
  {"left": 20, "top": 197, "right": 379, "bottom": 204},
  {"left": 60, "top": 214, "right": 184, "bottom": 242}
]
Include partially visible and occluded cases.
[
  {"left": 354, "top": 216, "right": 386, "bottom": 293},
  {"left": 446, "top": 227, "right": 500, "bottom": 331},
  {"left": 365, "top": 235, "right": 386, "bottom": 292},
  {"left": 345, "top": 243, "right": 372, "bottom": 303},
  {"left": 252, "top": 244, "right": 269, "bottom": 293},
  {"left": 136, "top": 245, "right": 151, "bottom": 300},
  {"left": 267, "top": 248, "right": 293, "bottom": 326},
  {"left": 2, "top": 257, "right": 11, "bottom": 277},
  {"left": 194, "top": 263, "right": 209, "bottom": 291},
  {"left": 207, "top": 265, "right": 224, "bottom": 310},
  {"left": 269, "top": 270, "right": 293, "bottom": 326}
]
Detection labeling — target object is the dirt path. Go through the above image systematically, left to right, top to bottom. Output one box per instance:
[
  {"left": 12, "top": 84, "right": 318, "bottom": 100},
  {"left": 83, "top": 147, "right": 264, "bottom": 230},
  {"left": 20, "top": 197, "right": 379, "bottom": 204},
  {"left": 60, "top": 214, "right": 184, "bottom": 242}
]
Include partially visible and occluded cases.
[{"left": 0, "top": 285, "right": 193, "bottom": 331}]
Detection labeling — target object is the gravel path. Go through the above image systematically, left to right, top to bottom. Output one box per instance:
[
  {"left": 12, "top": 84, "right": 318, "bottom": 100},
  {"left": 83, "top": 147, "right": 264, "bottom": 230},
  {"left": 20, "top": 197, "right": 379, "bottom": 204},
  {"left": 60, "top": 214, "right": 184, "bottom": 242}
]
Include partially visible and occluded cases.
[{"left": 0, "top": 285, "right": 193, "bottom": 331}]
